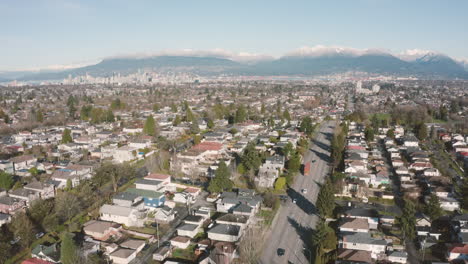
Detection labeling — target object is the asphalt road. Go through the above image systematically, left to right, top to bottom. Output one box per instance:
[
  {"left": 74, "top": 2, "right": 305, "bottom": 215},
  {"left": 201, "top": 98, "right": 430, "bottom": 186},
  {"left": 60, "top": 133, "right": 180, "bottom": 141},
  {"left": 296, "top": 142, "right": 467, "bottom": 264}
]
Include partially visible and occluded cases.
[{"left": 260, "top": 121, "right": 336, "bottom": 264}]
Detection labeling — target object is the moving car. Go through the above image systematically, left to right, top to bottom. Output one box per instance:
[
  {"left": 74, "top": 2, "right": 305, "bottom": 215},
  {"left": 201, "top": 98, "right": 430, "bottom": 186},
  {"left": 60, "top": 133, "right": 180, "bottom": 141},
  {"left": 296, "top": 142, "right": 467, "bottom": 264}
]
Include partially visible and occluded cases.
[
  {"left": 302, "top": 189, "right": 307, "bottom": 194},
  {"left": 292, "top": 198, "right": 297, "bottom": 204},
  {"left": 277, "top": 248, "right": 285, "bottom": 256}
]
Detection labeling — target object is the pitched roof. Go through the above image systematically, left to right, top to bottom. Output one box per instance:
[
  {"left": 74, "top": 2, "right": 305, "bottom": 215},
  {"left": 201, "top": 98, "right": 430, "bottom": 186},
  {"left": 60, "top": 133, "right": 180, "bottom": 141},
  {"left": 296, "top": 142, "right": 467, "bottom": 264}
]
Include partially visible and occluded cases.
[
  {"left": 145, "top": 173, "right": 170, "bottom": 180},
  {"left": 125, "top": 188, "right": 164, "bottom": 198},
  {"left": 339, "top": 217, "right": 369, "bottom": 230},
  {"left": 208, "top": 224, "right": 240, "bottom": 236},
  {"left": 120, "top": 239, "right": 146, "bottom": 250},
  {"left": 110, "top": 248, "right": 136, "bottom": 258},
  {"left": 336, "top": 249, "right": 372, "bottom": 263}
]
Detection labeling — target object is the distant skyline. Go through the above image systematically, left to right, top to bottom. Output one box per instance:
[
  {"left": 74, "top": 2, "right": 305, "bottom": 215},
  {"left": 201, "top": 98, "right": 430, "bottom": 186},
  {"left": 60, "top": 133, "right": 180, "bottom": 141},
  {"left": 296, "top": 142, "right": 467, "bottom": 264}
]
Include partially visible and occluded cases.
[{"left": 1, "top": 0, "right": 468, "bottom": 71}]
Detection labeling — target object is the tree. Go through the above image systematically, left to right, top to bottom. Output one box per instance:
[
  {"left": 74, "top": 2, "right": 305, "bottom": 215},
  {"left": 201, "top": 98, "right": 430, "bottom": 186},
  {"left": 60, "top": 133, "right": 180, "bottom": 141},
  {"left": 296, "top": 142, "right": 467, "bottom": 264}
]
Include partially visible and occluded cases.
[
  {"left": 153, "top": 103, "right": 160, "bottom": 112},
  {"left": 235, "top": 105, "right": 247, "bottom": 123},
  {"left": 36, "top": 109, "right": 44, "bottom": 123},
  {"left": 283, "top": 109, "right": 291, "bottom": 121},
  {"left": 173, "top": 115, "right": 181, "bottom": 126},
  {"left": 143, "top": 116, "right": 156, "bottom": 136},
  {"left": 299, "top": 116, "right": 314, "bottom": 136},
  {"left": 190, "top": 119, "right": 200, "bottom": 134},
  {"left": 207, "top": 119, "right": 214, "bottom": 129},
  {"left": 416, "top": 123, "right": 428, "bottom": 141},
  {"left": 364, "top": 127, "right": 375, "bottom": 142},
  {"left": 61, "top": 128, "right": 73, "bottom": 144},
  {"left": 386, "top": 128, "right": 395, "bottom": 139},
  {"left": 241, "top": 142, "right": 262, "bottom": 172},
  {"left": 282, "top": 142, "right": 294, "bottom": 158},
  {"left": 287, "top": 151, "right": 301, "bottom": 173},
  {"left": 208, "top": 161, "right": 233, "bottom": 193},
  {"left": 0, "top": 171, "right": 14, "bottom": 190},
  {"left": 461, "top": 176, "right": 468, "bottom": 210},
  {"left": 274, "top": 177, "right": 286, "bottom": 190},
  {"left": 316, "top": 179, "right": 335, "bottom": 218},
  {"left": 55, "top": 192, "right": 82, "bottom": 223},
  {"left": 426, "top": 194, "right": 443, "bottom": 221},
  {"left": 29, "top": 199, "right": 54, "bottom": 228},
  {"left": 398, "top": 199, "right": 416, "bottom": 240},
  {"left": 10, "top": 212, "right": 34, "bottom": 248},
  {"left": 238, "top": 227, "right": 264, "bottom": 264},
  {"left": 60, "top": 232, "right": 80, "bottom": 264},
  {"left": 0, "top": 242, "right": 13, "bottom": 263}
]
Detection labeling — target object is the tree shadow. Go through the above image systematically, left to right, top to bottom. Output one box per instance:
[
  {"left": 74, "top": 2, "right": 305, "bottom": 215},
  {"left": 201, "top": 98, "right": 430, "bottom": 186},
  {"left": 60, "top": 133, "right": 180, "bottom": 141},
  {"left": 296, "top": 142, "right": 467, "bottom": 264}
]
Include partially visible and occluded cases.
[
  {"left": 320, "top": 131, "right": 333, "bottom": 141},
  {"left": 311, "top": 140, "right": 331, "bottom": 153},
  {"left": 311, "top": 149, "right": 331, "bottom": 163},
  {"left": 286, "top": 186, "right": 318, "bottom": 216},
  {"left": 287, "top": 216, "right": 313, "bottom": 252}
]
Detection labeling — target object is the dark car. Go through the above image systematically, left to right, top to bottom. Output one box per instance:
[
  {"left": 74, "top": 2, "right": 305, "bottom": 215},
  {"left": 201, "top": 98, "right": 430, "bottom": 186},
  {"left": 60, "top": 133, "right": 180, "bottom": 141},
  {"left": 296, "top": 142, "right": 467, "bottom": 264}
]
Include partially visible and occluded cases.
[{"left": 277, "top": 248, "right": 285, "bottom": 256}]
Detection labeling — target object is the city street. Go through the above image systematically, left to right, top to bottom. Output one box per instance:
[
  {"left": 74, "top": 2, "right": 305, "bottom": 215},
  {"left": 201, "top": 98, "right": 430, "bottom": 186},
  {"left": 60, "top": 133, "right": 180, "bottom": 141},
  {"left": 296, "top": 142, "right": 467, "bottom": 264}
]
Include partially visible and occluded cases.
[{"left": 260, "top": 121, "right": 336, "bottom": 264}]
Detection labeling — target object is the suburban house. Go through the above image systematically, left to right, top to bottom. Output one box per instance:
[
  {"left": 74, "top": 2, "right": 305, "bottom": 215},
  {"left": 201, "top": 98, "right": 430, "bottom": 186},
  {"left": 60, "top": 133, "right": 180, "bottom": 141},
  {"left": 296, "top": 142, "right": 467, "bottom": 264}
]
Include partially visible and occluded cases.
[
  {"left": 113, "top": 145, "right": 139, "bottom": 163},
  {"left": 10, "top": 155, "right": 37, "bottom": 173},
  {"left": 24, "top": 181, "right": 55, "bottom": 199},
  {"left": 8, "top": 188, "right": 40, "bottom": 206},
  {"left": 125, "top": 188, "right": 166, "bottom": 209},
  {"left": 216, "top": 189, "right": 262, "bottom": 214},
  {"left": 113, "top": 192, "right": 144, "bottom": 209},
  {"left": 0, "top": 196, "right": 26, "bottom": 214},
  {"left": 99, "top": 204, "right": 145, "bottom": 227},
  {"left": 343, "top": 208, "right": 379, "bottom": 229},
  {"left": 338, "top": 217, "right": 370, "bottom": 233},
  {"left": 83, "top": 220, "right": 123, "bottom": 241},
  {"left": 207, "top": 224, "right": 242, "bottom": 242},
  {"left": 341, "top": 232, "right": 387, "bottom": 259},
  {"left": 170, "top": 236, "right": 191, "bottom": 249},
  {"left": 120, "top": 239, "right": 146, "bottom": 254},
  {"left": 31, "top": 244, "right": 60, "bottom": 263},
  {"left": 447, "top": 244, "right": 468, "bottom": 261},
  {"left": 109, "top": 248, "right": 137, "bottom": 264},
  {"left": 336, "top": 249, "right": 372, "bottom": 264},
  {"left": 387, "top": 251, "right": 408, "bottom": 264}
]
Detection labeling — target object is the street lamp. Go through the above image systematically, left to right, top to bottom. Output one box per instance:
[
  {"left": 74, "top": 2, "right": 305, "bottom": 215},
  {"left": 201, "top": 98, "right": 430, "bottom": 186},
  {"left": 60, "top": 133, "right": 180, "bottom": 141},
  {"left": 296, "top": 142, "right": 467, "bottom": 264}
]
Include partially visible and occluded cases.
[{"left": 303, "top": 247, "right": 312, "bottom": 264}]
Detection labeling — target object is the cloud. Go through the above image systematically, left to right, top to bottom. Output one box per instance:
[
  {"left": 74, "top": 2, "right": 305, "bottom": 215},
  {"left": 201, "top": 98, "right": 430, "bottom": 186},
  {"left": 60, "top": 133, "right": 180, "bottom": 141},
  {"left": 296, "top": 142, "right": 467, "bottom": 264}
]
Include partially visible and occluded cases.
[
  {"left": 284, "top": 45, "right": 390, "bottom": 58},
  {"left": 107, "top": 49, "right": 274, "bottom": 63},
  {"left": 397, "top": 49, "right": 436, "bottom": 61}
]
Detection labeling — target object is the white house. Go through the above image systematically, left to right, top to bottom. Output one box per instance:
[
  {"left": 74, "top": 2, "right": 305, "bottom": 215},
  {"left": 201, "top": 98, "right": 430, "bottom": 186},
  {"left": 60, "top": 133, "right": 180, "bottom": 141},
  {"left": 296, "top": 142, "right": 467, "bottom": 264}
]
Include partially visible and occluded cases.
[
  {"left": 113, "top": 145, "right": 139, "bottom": 163},
  {"left": 99, "top": 204, "right": 145, "bottom": 227},
  {"left": 207, "top": 224, "right": 242, "bottom": 242},
  {"left": 341, "top": 233, "right": 387, "bottom": 259},
  {"left": 109, "top": 248, "right": 137, "bottom": 264},
  {"left": 388, "top": 251, "right": 408, "bottom": 264}
]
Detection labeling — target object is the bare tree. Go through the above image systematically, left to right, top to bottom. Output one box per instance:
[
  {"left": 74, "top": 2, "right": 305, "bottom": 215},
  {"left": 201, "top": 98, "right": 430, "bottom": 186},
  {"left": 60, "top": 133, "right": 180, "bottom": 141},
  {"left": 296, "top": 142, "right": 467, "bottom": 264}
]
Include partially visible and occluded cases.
[{"left": 238, "top": 227, "right": 265, "bottom": 264}]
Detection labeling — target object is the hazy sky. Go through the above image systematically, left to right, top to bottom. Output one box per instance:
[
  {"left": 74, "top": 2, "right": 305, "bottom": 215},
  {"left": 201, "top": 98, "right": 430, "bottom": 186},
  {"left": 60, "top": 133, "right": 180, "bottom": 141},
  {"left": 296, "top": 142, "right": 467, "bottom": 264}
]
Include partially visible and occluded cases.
[{"left": 1, "top": 0, "right": 467, "bottom": 71}]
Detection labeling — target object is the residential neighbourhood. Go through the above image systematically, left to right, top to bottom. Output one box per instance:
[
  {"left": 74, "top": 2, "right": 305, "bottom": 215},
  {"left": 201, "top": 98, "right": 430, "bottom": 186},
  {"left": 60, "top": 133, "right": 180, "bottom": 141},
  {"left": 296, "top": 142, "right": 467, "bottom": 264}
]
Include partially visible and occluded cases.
[{"left": 0, "top": 79, "right": 466, "bottom": 264}]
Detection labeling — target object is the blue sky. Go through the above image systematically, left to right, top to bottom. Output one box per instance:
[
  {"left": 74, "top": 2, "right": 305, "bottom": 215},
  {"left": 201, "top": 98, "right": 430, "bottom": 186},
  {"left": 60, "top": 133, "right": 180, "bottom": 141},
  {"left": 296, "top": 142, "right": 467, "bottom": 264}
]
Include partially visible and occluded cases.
[{"left": 1, "top": 0, "right": 467, "bottom": 71}]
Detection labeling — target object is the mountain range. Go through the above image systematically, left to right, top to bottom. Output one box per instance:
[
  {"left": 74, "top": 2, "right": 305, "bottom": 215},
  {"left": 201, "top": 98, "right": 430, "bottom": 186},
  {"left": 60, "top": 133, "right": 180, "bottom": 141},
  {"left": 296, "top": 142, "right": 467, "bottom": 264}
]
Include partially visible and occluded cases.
[{"left": 3, "top": 48, "right": 468, "bottom": 81}]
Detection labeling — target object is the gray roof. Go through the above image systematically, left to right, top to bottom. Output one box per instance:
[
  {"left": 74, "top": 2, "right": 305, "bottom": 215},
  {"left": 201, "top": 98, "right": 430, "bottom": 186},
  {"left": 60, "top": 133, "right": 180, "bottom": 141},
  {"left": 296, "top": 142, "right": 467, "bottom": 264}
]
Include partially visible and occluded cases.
[
  {"left": 135, "top": 179, "right": 163, "bottom": 186},
  {"left": 113, "top": 192, "right": 140, "bottom": 201},
  {"left": 0, "top": 196, "right": 23, "bottom": 205},
  {"left": 233, "top": 203, "right": 253, "bottom": 213},
  {"left": 100, "top": 204, "right": 133, "bottom": 217},
  {"left": 0, "top": 213, "right": 11, "bottom": 220},
  {"left": 184, "top": 215, "right": 203, "bottom": 223},
  {"left": 177, "top": 223, "right": 198, "bottom": 231},
  {"left": 208, "top": 224, "right": 240, "bottom": 236},
  {"left": 343, "top": 232, "right": 387, "bottom": 246},
  {"left": 389, "top": 251, "right": 408, "bottom": 258}
]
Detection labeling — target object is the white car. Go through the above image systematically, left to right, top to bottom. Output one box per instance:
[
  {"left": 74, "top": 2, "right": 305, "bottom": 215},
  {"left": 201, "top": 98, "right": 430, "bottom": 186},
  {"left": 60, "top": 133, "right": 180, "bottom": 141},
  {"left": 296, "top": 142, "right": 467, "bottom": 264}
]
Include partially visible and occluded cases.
[
  {"left": 302, "top": 189, "right": 307, "bottom": 194},
  {"left": 292, "top": 198, "right": 297, "bottom": 204}
]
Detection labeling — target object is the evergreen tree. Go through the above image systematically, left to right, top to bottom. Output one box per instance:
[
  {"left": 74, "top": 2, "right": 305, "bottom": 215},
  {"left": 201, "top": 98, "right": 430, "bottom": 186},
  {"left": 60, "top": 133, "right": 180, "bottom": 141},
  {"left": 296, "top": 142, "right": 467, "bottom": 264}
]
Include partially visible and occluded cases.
[
  {"left": 235, "top": 105, "right": 247, "bottom": 123},
  {"left": 36, "top": 109, "right": 44, "bottom": 123},
  {"left": 283, "top": 109, "right": 291, "bottom": 121},
  {"left": 173, "top": 115, "right": 181, "bottom": 126},
  {"left": 143, "top": 116, "right": 156, "bottom": 136},
  {"left": 299, "top": 116, "right": 314, "bottom": 136},
  {"left": 190, "top": 119, "right": 200, "bottom": 134},
  {"left": 207, "top": 119, "right": 215, "bottom": 129},
  {"left": 416, "top": 123, "right": 428, "bottom": 141},
  {"left": 364, "top": 127, "right": 375, "bottom": 142},
  {"left": 61, "top": 129, "right": 73, "bottom": 144},
  {"left": 241, "top": 142, "right": 262, "bottom": 172},
  {"left": 287, "top": 151, "right": 301, "bottom": 173},
  {"left": 208, "top": 161, "right": 233, "bottom": 193},
  {"left": 0, "top": 171, "right": 14, "bottom": 190},
  {"left": 316, "top": 179, "right": 335, "bottom": 218},
  {"left": 426, "top": 194, "right": 443, "bottom": 221},
  {"left": 398, "top": 199, "right": 416, "bottom": 240},
  {"left": 60, "top": 232, "right": 79, "bottom": 264}
]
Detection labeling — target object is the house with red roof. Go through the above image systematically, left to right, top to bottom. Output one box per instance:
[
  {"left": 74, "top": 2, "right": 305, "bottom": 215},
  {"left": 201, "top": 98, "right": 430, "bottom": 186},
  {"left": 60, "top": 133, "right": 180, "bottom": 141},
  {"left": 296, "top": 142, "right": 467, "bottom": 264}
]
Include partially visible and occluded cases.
[{"left": 447, "top": 244, "right": 468, "bottom": 260}]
